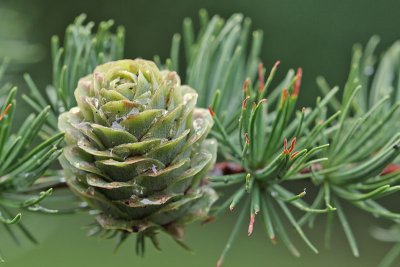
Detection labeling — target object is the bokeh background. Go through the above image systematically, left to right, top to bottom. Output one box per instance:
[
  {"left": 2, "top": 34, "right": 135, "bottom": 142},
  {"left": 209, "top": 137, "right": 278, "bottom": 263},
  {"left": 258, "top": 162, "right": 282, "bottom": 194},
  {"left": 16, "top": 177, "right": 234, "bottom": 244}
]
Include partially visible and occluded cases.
[{"left": 1, "top": 0, "right": 400, "bottom": 266}]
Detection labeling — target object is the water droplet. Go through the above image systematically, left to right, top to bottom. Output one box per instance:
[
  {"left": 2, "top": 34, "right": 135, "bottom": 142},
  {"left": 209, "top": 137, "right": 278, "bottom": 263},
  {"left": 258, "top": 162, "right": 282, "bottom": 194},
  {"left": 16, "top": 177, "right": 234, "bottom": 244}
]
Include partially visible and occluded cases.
[
  {"left": 93, "top": 98, "right": 99, "bottom": 109},
  {"left": 127, "top": 108, "right": 139, "bottom": 116},
  {"left": 193, "top": 118, "right": 204, "bottom": 132},
  {"left": 111, "top": 121, "right": 125, "bottom": 130},
  {"left": 151, "top": 164, "right": 158, "bottom": 174},
  {"left": 139, "top": 198, "right": 159, "bottom": 205}
]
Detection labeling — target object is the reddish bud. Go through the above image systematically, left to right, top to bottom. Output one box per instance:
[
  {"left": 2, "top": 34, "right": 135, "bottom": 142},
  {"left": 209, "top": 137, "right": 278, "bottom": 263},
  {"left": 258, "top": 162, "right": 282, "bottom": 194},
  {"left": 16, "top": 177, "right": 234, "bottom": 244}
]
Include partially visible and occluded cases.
[
  {"left": 273, "top": 60, "right": 281, "bottom": 69},
  {"left": 258, "top": 63, "right": 265, "bottom": 92},
  {"left": 293, "top": 68, "right": 302, "bottom": 96},
  {"left": 243, "top": 79, "right": 250, "bottom": 93},
  {"left": 279, "top": 88, "right": 290, "bottom": 108},
  {"left": 283, "top": 89, "right": 289, "bottom": 100},
  {"left": 242, "top": 96, "right": 250, "bottom": 109},
  {"left": 259, "top": 99, "right": 268, "bottom": 105},
  {"left": 0, "top": 104, "right": 12, "bottom": 121},
  {"left": 208, "top": 106, "right": 215, "bottom": 117},
  {"left": 245, "top": 133, "right": 250, "bottom": 145},
  {"left": 289, "top": 137, "right": 297, "bottom": 153},
  {"left": 283, "top": 138, "right": 288, "bottom": 154},
  {"left": 290, "top": 151, "right": 299, "bottom": 160},
  {"left": 213, "top": 162, "right": 245, "bottom": 175},
  {"left": 381, "top": 164, "right": 400, "bottom": 175},
  {"left": 248, "top": 214, "right": 255, "bottom": 236},
  {"left": 201, "top": 216, "right": 215, "bottom": 225},
  {"left": 217, "top": 258, "right": 223, "bottom": 267}
]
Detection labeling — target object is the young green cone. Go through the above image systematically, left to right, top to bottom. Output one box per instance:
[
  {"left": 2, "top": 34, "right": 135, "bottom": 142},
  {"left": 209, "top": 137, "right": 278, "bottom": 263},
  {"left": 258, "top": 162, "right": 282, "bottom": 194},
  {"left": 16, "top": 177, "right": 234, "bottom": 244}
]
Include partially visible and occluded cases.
[{"left": 58, "top": 59, "right": 217, "bottom": 249}]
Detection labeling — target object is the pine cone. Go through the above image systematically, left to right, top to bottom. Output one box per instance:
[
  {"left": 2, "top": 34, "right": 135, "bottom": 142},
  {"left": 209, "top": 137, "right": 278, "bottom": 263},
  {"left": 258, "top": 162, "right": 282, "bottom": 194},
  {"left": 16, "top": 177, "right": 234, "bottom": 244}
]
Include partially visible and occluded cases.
[{"left": 58, "top": 59, "right": 217, "bottom": 245}]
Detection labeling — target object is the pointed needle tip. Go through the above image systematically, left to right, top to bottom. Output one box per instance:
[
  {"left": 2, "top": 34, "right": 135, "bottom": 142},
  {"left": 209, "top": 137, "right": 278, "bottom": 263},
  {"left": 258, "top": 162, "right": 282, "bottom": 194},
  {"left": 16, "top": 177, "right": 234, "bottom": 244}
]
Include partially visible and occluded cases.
[{"left": 247, "top": 214, "right": 255, "bottom": 236}]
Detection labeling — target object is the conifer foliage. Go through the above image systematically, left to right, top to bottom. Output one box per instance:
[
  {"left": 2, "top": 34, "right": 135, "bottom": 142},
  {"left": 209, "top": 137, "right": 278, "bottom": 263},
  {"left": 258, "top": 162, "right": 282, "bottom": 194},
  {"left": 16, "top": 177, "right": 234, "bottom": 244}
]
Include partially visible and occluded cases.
[{"left": 0, "top": 10, "right": 399, "bottom": 267}]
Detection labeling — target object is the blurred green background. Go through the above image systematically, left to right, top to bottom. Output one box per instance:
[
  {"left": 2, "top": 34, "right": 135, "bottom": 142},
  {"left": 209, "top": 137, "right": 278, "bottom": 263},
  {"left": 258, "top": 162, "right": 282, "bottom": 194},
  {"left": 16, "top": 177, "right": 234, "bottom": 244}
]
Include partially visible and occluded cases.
[{"left": 1, "top": 0, "right": 400, "bottom": 266}]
